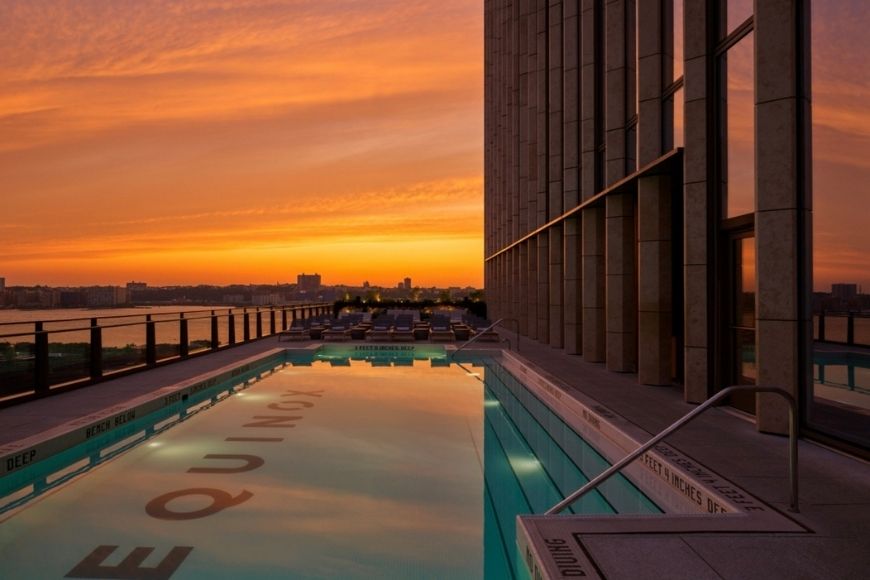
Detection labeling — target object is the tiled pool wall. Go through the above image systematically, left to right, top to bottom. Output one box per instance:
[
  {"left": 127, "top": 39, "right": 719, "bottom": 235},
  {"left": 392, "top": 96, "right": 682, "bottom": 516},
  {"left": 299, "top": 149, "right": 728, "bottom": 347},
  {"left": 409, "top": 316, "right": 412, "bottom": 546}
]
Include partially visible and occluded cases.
[{"left": 498, "top": 351, "right": 777, "bottom": 517}]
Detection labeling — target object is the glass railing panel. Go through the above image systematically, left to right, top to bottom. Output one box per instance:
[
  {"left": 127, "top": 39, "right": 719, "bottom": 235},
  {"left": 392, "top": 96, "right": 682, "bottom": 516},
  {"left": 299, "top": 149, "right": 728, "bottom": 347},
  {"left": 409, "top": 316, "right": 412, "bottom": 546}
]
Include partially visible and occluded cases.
[
  {"left": 215, "top": 313, "right": 229, "bottom": 348},
  {"left": 187, "top": 315, "right": 212, "bottom": 354},
  {"left": 825, "top": 316, "right": 848, "bottom": 343},
  {"left": 855, "top": 317, "right": 870, "bottom": 347},
  {"left": 154, "top": 320, "right": 181, "bottom": 361},
  {"left": 101, "top": 323, "right": 147, "bottom": 374},
  {"left": 48, "top": 328, "right": 90, "bottom": 386},
  {"left": 0, "top": 333, "right": 35, "bottom": 400}
]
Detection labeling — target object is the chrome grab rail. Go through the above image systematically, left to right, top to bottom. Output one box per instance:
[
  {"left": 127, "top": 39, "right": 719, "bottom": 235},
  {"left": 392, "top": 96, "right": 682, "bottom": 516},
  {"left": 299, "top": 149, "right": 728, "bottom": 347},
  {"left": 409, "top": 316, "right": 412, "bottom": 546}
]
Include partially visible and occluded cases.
[
  {"left": 451, "top": 317, "right": 520, "bottom": 358},
  {"left": 546, "top": 385, "right": 799, "bottom": 515}
]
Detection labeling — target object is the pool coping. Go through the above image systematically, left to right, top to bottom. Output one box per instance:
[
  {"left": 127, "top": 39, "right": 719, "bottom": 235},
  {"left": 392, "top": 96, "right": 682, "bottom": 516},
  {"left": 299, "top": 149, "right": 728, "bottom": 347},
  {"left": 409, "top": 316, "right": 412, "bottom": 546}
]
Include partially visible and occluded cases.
[{"left": 498, "top": 350, "right": 811, "bottom": 580}]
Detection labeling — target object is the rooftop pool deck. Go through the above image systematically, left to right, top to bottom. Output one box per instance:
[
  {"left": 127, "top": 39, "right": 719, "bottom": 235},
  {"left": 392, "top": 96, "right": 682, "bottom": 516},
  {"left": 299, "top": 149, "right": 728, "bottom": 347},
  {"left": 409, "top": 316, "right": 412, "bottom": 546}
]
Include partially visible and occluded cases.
[{"left": 0, "top": 338, "right": 868, "bottom": 579}]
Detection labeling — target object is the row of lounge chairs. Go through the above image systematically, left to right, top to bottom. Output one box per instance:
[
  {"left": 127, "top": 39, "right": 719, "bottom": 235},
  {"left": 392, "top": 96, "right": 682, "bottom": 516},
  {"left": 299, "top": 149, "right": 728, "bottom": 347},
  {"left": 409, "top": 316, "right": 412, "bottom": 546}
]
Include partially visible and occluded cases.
[{"left": 278, "top": 312, "right": 502, "bottom": 343}]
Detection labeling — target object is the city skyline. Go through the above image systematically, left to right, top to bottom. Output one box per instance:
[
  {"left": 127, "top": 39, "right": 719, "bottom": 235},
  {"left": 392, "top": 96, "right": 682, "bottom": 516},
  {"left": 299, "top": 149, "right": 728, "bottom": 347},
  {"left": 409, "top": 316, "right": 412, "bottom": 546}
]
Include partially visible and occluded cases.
[{"left": 0, "top": 0, "right": 483, "bottom": 288}]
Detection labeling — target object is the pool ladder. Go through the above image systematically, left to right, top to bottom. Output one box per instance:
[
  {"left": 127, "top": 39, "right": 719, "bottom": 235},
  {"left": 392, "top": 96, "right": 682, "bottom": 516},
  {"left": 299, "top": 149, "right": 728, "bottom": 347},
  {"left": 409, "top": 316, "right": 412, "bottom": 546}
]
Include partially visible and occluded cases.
[{"left": 546, "top": 385, "right": 800, "bottom": 514}]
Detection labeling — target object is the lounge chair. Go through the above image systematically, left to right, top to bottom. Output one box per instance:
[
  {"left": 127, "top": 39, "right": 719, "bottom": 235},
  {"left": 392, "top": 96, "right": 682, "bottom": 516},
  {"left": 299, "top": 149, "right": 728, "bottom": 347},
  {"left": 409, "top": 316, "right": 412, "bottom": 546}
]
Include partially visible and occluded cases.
[
  {"left": 366, "top": 315, "right": 394, "bottom": 341},
  {"left": 391, "top": 315, "right": 415, "bottom": 342},
  {"left": 428, "top": 315, "right": 455, "bottom": 342},
  {"left": 465, "top": 315, "right": 500, "bottom": 342},
  {"left": 322, "top": 317, "right": 352, "bottom": 341},
  {"left": 278, "top": 318, "right": 309, "bottom": 341}
]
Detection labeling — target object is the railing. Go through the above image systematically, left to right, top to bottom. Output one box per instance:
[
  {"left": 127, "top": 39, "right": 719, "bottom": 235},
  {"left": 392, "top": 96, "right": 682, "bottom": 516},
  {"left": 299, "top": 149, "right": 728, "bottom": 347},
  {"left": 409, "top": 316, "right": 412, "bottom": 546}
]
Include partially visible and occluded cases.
[
  {"left": 0, "top": 303, "right": 331, "bottom": 405},
  {"left": 815, "top": 310, "right": 870, "bottom": 347},
  {"left": 451, "top": 317, "right": 520, "bottom": 358},
  {"left": 546, "top": 385, "right": 799, "bottom": 515}
]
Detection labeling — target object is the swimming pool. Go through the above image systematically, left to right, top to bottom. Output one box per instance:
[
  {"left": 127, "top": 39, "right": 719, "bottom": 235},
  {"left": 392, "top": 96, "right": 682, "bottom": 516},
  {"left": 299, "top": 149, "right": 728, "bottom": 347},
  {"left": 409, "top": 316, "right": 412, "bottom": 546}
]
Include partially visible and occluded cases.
[{"left": 0, "top": 347, "right": 660, "bottom": 579}]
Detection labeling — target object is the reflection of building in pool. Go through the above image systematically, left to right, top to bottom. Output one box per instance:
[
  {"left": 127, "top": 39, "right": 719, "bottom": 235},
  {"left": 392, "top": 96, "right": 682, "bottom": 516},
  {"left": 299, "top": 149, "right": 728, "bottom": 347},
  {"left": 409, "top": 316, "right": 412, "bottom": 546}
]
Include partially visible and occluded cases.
[{"left": 483, "top": 2, "right": 868, "bottom": 456}]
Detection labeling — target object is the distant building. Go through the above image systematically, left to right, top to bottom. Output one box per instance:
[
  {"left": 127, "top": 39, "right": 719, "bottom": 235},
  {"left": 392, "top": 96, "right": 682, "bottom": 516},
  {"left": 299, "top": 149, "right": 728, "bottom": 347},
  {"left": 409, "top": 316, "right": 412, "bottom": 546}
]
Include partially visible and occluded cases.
[
  {"left": 297, "top": 273, "right": 321, "bottom": 292},
  {"left": 0, "top": 277, "right": 5, "bottom": 291},
  {"left": 403, "top": 277, "right": 412, "bottom": 290},
  {"left": 126, "top": 281, "right": 147, "bottom": 291},
  {"left": 831, "top": 283, "right": 859, "bottom": 300},
  {"left": 84, "top": 286, "right": 128, "bottom": 307},
  {"left": 251, "top": 293, "right": 281, "bottom": 306}
]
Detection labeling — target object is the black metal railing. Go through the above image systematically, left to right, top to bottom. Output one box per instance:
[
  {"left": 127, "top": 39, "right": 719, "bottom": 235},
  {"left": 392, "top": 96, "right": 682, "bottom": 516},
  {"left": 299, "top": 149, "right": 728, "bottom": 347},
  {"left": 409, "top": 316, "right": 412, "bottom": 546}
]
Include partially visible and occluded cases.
[
  {"left": 0, "top": 303, "right": 331, "bottom": 405},
  {"left": 815, "top": 311, "right": 870, "bottom": 347}
]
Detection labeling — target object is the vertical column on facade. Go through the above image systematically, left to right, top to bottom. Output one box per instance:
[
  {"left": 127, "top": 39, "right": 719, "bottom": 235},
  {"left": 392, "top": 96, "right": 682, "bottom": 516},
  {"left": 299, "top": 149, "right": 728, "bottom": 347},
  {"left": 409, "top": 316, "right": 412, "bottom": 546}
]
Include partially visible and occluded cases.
[
  {"left": 484, "top": 0, "right": 493, "bottom": 313},
  {"left": 519, "top": 0, "right": 530, "bottom": 245},
  {"left": 526, "top": 0, "right": 540, "bottom": 340},
  {"left": 527, "top": 0, "right": 539, "bottom": 230},
  {"left": 536, "top": 0, "right": 550, "bottom": 342},
  {"left": 548, "top": 0, "right": 564, "bottom": 347},
  {"left": 563, "top": 0, "right": 582, "bottom": 354},
  {"left": 581, "top": 0, "right": 606, "bottom": 362},
  {"left": 604, "top": 0, "right": 637, "bottom": 372},
  {"left": 637, "top": 0, "right": 672, "bottom": 385},
  {"left": 682, "top": 0, "right": 711, "bottom": 403},
  {"left": 754, "top": 0, "right": 811, "bottom": 434},
  {"left": 638, "top": 176, "right": 673, "bottom": 384},
  {"left": 549, "top": 225, "right": 564, "bottom": 347},
  {"left": 537, "top": 232, "right": 550, "bottom": 341},
  {"left": 528, "top": 236, "right": 539, "bottom": 339},
  {"left": 519, "top": 242, "right": 529, "bottom": 335}
]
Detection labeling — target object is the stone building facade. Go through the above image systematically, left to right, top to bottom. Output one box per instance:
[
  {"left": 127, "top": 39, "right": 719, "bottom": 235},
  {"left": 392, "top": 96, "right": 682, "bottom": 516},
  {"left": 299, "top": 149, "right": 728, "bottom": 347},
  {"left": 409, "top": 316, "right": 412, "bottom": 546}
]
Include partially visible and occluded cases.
[{"left": 484, "top": 1, "right": 815, "bottom": 438}]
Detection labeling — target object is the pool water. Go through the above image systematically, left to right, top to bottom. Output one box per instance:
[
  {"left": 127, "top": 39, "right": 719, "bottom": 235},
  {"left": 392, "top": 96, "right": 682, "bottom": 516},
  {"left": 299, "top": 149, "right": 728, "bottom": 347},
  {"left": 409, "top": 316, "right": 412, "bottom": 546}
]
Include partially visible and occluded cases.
[{"left": 0, "top": 353, "right": 659, "bottom": 579}]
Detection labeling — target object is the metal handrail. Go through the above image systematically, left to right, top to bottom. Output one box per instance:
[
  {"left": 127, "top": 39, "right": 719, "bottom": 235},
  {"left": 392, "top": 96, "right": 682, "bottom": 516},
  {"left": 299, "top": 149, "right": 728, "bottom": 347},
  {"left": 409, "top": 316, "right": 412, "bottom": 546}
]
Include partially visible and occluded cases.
[
  {"left": 451, "top": 317, "right": 520, "bottom": 358},
  {"left": 545, "top": 385, "right": 799, "bottom": 515}
]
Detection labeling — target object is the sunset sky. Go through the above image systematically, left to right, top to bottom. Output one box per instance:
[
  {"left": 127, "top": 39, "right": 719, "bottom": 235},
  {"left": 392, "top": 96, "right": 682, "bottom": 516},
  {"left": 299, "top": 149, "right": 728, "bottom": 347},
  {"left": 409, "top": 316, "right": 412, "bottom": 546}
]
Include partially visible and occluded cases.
[
  {"left": 0, "top": 0, "right": 483, "bottom": 287},
  {"left": 0, "top": 1, "right": 866, "bottom": 291}
]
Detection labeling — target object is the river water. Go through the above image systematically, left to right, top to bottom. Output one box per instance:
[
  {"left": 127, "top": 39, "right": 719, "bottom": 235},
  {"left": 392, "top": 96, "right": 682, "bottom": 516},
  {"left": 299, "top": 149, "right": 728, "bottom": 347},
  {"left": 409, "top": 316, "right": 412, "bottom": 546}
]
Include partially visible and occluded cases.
[{"left": 0, "top": 306, "right": 284, "bottom": 348}]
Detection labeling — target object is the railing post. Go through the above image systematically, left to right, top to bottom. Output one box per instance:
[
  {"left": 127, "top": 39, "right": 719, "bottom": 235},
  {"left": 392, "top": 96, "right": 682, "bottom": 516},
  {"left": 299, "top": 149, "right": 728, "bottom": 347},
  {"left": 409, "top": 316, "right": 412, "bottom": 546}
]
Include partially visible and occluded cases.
[
  {"left": 270, "top": 307, "right": 276, "bottom": 335},
  {"left": 256, "top": 308, "right": 263, "bottom": 338},
  {"left": 282, "top": 308, "right": 288, "bottom": 331},
  {"left": 243, "top": 309, "right": 251, "bottom": 342},
  {"left": 211, "top": 310, "right": 219, "bottom": 350},
  {"left": 228, "top": 310, "right": 236, "bottom": 345},
  {"left": 818, "top": 310, "right": 826, "bottom": 341},
  {"left": 847, "top": 312, "right": 855, "bottom": 345},
  {"left": 179, "top": 314, "right": 189, "bottom": 358},
  {"left": 145, "top": 315, "right": 156, "bottom": 365},
  {"left": 89, "top": 318, "right": 102, "bottom": 379},
  {"left": 34, "top": 322, "right": 49, "bottom": 394}
]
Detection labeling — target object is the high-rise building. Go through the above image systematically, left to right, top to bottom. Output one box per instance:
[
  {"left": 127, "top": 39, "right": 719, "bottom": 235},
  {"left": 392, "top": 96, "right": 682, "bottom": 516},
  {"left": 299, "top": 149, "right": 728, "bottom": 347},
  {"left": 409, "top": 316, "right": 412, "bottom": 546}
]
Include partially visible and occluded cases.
[
  {"left": 485, "top": 2, "right": 865, "bottom": 454},
  {"left": 297, "top": 273, "right": 321, "bottom": 292},
  {"left": 0, "top": 277, "right": 5, "bottom": 291},
  {"left": 403, "top": 277, "right": 412, "bottom": 290},
  {"left": 831, "top": 283, "right": 859, "bottom": 300}
]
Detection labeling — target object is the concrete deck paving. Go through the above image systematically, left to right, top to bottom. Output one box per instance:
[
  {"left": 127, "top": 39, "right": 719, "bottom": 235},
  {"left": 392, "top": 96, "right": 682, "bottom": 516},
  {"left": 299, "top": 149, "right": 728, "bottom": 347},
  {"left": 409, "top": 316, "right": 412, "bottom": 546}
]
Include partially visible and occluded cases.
[{"left": 1, "top": 336, "right": 869, "bottom": 579}]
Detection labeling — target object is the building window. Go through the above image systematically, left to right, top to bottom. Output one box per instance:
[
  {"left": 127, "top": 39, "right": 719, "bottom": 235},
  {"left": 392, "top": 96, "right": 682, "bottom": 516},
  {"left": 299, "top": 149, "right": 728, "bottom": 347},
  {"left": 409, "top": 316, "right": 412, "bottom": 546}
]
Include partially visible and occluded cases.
[
  {"left": 663, "top": 0, "right": 683, "bottom": 152},
  {"left": 720, "top": 0, "right": 753, "bottom": 39},
  {"left": 809, "top": 1, "right": 870, "bottom": 452},
  {"left": 719, "top": 27, "right": 754, "bottom": 219}
]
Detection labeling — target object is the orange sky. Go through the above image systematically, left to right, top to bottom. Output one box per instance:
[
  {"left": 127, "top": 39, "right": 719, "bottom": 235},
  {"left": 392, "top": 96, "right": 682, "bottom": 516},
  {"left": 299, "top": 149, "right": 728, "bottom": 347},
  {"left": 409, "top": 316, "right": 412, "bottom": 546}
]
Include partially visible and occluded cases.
[
  {"left": 0, "top": 0, "right": 483, "bottom": 287},
  {"left": 0, "top": 2, "right": 866, "bottom": 292}
]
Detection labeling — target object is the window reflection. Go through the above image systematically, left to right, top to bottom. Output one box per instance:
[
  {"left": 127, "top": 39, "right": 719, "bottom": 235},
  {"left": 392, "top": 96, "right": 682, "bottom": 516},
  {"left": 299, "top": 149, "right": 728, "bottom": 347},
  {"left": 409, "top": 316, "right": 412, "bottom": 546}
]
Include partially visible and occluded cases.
[
  {"left": 673, "top": 0, "right": 683, "bottom": 80},
  {"left": 721, "top": 0, "right": 753, "bottom": 38},
  {"left": 810, "top": 2, "right": 870, "bottom": 450},
  {"left": 721, "top": 32, "right": 754, "bottom": 218}
]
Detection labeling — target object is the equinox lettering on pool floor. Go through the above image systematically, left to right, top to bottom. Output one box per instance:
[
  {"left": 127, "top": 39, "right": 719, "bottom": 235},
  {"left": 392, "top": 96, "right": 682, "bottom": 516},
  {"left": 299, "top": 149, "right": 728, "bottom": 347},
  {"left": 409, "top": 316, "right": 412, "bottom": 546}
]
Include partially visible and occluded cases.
[{"left": 65, "top": 384, "right": 326, "bottom": 579}]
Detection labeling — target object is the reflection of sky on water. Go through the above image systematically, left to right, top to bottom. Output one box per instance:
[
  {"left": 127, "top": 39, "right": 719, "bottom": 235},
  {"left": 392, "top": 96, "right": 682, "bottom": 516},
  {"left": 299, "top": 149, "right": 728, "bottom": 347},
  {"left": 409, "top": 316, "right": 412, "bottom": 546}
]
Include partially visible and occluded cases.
[{"left": 0, "top": 361, "right": 484, "bottom": 579}]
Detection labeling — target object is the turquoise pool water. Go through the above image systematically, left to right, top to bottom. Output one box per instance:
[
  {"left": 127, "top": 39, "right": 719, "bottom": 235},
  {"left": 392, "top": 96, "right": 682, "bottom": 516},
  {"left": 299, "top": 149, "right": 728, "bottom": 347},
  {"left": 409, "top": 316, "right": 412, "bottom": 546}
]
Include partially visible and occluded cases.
[{"left": 0, "top": 349, "right": 659, "bottom": 579}]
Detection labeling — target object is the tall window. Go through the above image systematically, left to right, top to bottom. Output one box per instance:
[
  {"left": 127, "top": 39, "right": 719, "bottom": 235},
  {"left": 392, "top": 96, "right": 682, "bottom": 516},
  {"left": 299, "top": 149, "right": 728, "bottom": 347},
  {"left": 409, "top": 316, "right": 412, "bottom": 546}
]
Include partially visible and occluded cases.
[
  {"left": 663, "top": 0, "right": 684, "bottom": 151},
  {"left": 809, "top": 2, "right": 870, "bottom": 452},
  {"left": 717, "top": 3, "right": 754, "bottom": 220}
]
